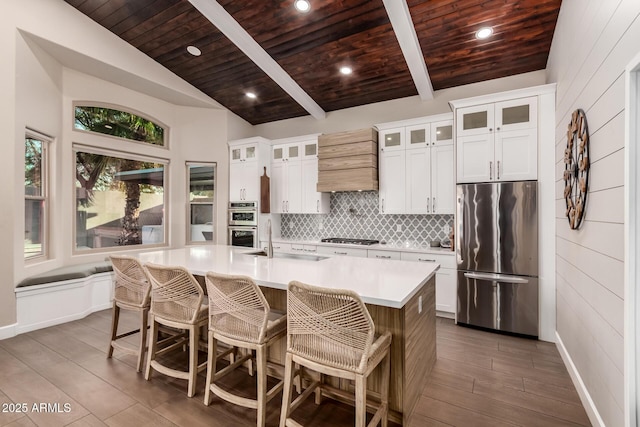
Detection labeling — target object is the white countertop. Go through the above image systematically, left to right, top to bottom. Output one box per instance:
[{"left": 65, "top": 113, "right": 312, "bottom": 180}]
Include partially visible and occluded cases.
[
  {"left": 264, "top": 238, "right": 455, "bottom": 255},
  {"left": 135, "top": 245, "right": 439, "bottom": 309}
]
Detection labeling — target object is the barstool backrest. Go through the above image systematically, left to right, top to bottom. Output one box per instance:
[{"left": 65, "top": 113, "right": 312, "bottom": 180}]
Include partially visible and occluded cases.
[
  {"left": 110, "top": 255, "right": 151, "bottom": 308},
  {"left": 144, "top": 263, "right": 204, "bottom": 324},
  {"left": 205, "top": 272, "right": 271, "bottom": 344},
  {"left": 287, "top": 281, "right": 375, "bottom": 374}
]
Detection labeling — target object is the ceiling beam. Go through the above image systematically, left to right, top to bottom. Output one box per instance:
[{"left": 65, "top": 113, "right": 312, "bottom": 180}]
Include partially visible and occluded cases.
[
  {"left": 189, "top": 0, "right": 326, "bottom": 120},
  {"left": 382, "top": 0, "right": 434, "bottom": 100}
]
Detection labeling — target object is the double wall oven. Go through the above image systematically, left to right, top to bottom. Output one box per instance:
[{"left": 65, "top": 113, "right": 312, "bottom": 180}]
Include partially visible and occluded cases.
[{"left": 227, "top": 201, "right": 258, "bottom": 248}]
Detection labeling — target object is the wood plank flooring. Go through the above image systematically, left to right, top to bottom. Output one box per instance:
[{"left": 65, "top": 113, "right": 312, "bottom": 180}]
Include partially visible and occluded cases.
[{"left": 0, "top": 312, "right": 590, "bottom": 426}]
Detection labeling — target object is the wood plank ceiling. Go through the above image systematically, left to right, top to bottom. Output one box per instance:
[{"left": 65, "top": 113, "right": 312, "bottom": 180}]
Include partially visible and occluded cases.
[{"left": 64, "top": 0, "right": 561, "bottom": 125}]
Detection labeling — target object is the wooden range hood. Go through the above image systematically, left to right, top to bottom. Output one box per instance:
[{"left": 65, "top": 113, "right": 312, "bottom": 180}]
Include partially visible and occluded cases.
[{"left": 317, "top": 128, "right": 378, "bottom": 192}]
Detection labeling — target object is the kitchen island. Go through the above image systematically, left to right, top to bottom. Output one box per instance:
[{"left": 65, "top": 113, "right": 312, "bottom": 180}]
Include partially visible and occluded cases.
[{"left": 136, "top": 245, "right": 438, "bottom": 425}]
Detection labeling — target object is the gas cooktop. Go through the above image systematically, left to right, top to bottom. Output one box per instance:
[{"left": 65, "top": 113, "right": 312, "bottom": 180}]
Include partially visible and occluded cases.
[{"left": 321, "top": 238, "right": 380, "bottom": 246}]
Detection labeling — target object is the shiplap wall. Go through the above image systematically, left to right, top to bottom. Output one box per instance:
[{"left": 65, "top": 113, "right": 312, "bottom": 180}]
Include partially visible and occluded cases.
[{"left": 546, "top": 1, "right": 640, "bottom": 425}]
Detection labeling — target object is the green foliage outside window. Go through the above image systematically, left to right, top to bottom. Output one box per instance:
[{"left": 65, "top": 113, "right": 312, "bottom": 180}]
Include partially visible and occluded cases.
[{"left": 74, "top": 105, "right": 165, "bottom": 146}]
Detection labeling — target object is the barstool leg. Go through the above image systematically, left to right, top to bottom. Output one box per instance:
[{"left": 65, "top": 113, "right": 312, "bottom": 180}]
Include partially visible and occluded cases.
[
  {"left": 107, "top": 302, "right": 119, "bottom": 358},
  {"left": 136, "top": 308, "right": 148, "bottom": 372},
  {"left": 145, "top": 316, "right": 158, "bottom": 380},
  {"left": 187, "top": 324, "right": 199, "bottom": 397},
  {"left": 204, "top": 330, "right": 216, "bottom": 406},
  {"left": 256, "top": 345, "right": 267, "bottom": 427},
  {"left": 380, "top": 351, "right": 391, "bottom": 427},
  {"left": 279, "top": 352, "right": 295, "bottom": 427},
  {"left": 355, "top": 374, "right": 366, "bottom": 427}
]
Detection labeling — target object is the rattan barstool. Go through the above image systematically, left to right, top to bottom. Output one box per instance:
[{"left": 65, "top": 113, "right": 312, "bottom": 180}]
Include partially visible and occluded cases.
[
  {"left": 107, "top": 255, "right": 151, "bottom": 372},
  {"left": 144, "top": 262, "right": 208, "bottom": 397},
  {"left": 203, "top": 272, "right": 287, "bottom": 427},
  {"left": 280, "top": 281, "right": 392, "bottom": 427}
]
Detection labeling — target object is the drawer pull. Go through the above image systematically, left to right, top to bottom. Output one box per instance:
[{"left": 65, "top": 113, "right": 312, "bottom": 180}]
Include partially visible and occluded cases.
[
  {"left": 292, "top": 247, "right": 303, "bottom": 252},
  {"left": 334, "top": 251, "right": 348, "bottom": 255},
  {"left": 376, "top": 255, "right": 391, "bottom": 259},
  {"left": 418, "top": 258, "right": 436, "bottom": 262}
]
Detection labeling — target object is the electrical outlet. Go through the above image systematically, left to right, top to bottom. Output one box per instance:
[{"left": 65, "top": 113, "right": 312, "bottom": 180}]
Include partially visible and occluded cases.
[
  {"left": 288, "top": 222, "right": 294, "bottom": 229},
  {"left": 318, "top": 222, "right": 324, "bottom": 231},
  {"left": 396, "top": 224, "right": 402, "bottom": 232},
  {"left": 443, "top": 224, "right": 451, "bottom": 234}
]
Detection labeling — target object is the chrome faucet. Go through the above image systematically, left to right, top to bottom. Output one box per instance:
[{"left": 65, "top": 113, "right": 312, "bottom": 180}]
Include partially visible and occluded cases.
[{"left": 266, "top": 219, "right": 274, "bottom": 258}]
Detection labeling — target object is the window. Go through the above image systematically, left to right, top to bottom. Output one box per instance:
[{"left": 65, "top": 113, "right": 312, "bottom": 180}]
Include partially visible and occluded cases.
[
  {"left": 74, "top": 104, "right": 166, "bottom": 146},
  {"left": 25, "top": 131, "right": 50, "bottom": 260},
  {"left": 75, "top": 147, "right": 167, "bottom": 251},
  {"left": 187, "top": 163, "right": 215, "bottom": 243}
]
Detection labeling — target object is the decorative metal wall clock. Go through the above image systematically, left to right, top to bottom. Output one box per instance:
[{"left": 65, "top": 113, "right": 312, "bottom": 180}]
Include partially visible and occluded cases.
[{"left": 563, "top": 108, "right": 590, "bottom": 230}]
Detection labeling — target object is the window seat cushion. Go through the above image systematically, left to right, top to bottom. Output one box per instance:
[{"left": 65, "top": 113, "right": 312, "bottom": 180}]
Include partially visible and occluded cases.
[{"left": 17, "top": 261, "right": 113, "bottom": 288}]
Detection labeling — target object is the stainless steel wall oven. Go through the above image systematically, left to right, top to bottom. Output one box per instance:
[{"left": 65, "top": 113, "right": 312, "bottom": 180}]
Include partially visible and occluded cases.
[{"left": 227, "top": 201, "right": 258, "bottom": 247}]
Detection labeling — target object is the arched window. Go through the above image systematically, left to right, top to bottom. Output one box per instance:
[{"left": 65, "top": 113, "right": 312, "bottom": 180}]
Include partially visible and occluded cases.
[{"left": 74, "top": 104, "right": 167, "bottom": 146}]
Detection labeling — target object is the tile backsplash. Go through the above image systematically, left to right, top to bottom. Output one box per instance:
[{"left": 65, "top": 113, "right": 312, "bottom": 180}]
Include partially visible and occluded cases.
[{"left": 281, "top": 191, "right": 453, "bottom": 245}]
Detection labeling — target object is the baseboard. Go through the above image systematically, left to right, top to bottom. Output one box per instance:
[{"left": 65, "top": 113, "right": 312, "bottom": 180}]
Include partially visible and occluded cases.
[
  {"left": 436, "top": 310, "right": 455, "bottom": 319},
  {"left": 0, "top": 323, "right": 17, "bottom": 340},
  {"left": 555, "top": 332, "right": 605, "bottom": 427}
]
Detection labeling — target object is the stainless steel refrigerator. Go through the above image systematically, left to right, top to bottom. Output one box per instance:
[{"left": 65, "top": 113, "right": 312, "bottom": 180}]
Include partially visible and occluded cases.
[{"left": 456, "top": 181, "right": 538, "bottom": 337}]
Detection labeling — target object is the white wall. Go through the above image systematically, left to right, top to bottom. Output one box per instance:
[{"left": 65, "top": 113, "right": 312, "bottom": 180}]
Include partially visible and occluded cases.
[
  {"left": 0, "top": 0, "right": 228, "bottom": 332},
  {"left": 546, "top": 1, "right": 640, "bottom": 425},
  {"left": 253, "top": 71, "right": 546, "bottom": 139}
]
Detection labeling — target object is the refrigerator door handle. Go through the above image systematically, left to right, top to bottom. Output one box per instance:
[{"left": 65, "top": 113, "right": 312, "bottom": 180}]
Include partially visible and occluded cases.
[
  {"left": 456, "top": 195, "right": 464, "bottom": 265},
  {"left": 464, "top": 272, "right": 530, "bottom": 284}
]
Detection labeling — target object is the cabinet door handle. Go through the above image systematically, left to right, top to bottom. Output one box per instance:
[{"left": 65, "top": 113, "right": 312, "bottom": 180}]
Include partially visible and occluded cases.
[
  {"left": 496, "top": 127, "right": 501, "bottom": 131},
  {"left": 489, "top": 128, "right": 493, "bottom": 132},
  {"left": 489, "top": 161, "right": 493, "bottom": 180},
  {"left": 497, "top": 161, "right": 501, "bottom": 180},
  {"left": 433, "top": 197, "right": 436, "bottom": 213},
  {"left": 382, "top": 198, "right": 385, "bottom": 213},
  {"left": 427, "top": 198, "right": 430, "bottom": 213},
  {"left": 317, "top": 200, "right": 319, "bottom": 213},
  {"left": 282, "top": 201, "right": 285, "bottom": 212},
  {"left": 286, "top": 201, "right": 289, "bottom": 212},
  {"left": 376, "top": 255, "right": 391, "bottom": 259},
  {"left": 418, "top": 258, "right": 436, "bottom": 262}
]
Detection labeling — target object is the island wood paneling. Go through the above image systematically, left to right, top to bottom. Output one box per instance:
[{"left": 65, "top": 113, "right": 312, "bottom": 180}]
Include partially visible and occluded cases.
[
  {"left": 545, "top": 0, "right": 639, "bottom": 425},
  {"left": 257, "top": 276, "right": 436, "bottom": 425}
]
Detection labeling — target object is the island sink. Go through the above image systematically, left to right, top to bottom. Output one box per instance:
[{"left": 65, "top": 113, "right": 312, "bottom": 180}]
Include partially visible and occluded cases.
[{"left": 244, "top": 250, "right": 329, "bottom": 262}]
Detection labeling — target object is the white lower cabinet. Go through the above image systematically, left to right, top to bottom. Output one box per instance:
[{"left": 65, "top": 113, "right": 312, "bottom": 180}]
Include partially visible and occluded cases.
[
  {"left": 259, "top": 241, "right": 292, "bottom": 253},
  {"left": 291, "top": 244, "right": 317, "bottom": 253},
  {"left": 317, "top": 246, "right": 368, "bottom": 258},
  {"left": 367, "top": 250, "right": 401, "bottom": 260},
  {"left": 400, "top": 251, "right": 456, "bottom": 315}
]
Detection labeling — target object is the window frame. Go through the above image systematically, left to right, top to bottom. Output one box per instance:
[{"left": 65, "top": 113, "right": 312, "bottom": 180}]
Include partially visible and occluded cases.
[
  {"left": 72, "top": 101, "right": 170, "bottom": 150},
  {"left": 24, "top": 129, "right": 51, "bottom": 262},
  {"left": 72, "top": 144, "right": 170, "bottom": 255},
  {"left": 186, "top": 162, "right": 216, "bottom": 245}
]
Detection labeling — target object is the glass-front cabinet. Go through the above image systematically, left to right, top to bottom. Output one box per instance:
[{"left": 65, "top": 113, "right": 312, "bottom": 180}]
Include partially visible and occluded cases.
[{"left": 456, "top": 96, "right": 538, "bottom": 183}]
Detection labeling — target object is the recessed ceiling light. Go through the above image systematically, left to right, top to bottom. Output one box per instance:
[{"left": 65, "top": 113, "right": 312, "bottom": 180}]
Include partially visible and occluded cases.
[
  {"left": 294, "top": 0, "right": 310, "bottom": 12},
  {"left": 475, "top": 27, "right": 493, "bottom": 40},
  {"left": 186, "top": 45, "right": 201, "bottom": 56},
  {"left": 339, "top": 66, "right": 353, "bottom": 75},
  {"left": 245, "top": 92, "right": 257, "bottom": 99}
]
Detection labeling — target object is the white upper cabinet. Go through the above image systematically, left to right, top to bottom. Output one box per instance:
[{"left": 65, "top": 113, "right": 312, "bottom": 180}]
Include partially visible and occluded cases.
[
  {"left": 456, "top": 96, "right": 537, "bottom": 183},
  {"left": 377, "top": 114, "right": 454, "bottom": 215},
  {"left": 405, "top": 123, "right": 430, "bottom": 149},
  {"left": 379, "top": 128, "right": 404, "bottom": 152},
  {"left": 271, "top": 136, "right": 328, "bottom": 214},
  {"left": 228, "top": 138, "right": 269, "bottom": 203},
  {"left": 300, "top": 141, "right": 329, "bottom": 214},
  {"left": 271, "top": 142, "right": 301, "bottom": 213},
  {"left": 379, "top": 149, "right": 406, "bottom": 214}
]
